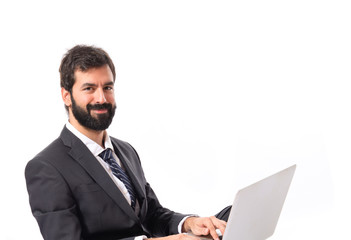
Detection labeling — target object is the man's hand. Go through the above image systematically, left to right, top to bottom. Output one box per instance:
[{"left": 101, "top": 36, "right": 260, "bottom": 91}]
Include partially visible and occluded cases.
[
  {"left": 146, "top": 216, "right": 227, "bottom": 240},
  {"left": 182, "top": 216, "right": 227, "bottom": 240}
]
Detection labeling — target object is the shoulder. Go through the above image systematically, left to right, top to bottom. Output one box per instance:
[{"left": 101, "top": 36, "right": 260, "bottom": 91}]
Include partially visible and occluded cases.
[
  {"left": 26, "top": 127, "right": 74, "bottom": 170},
  {"left": 24, "top": 137, "right": 66, "bottom": 189},
  {"left": 25, "top": 137, "right": 67, "bottom": 176},
  {"left": 36, "top": 138, "right": 68, "bottom": 159}
]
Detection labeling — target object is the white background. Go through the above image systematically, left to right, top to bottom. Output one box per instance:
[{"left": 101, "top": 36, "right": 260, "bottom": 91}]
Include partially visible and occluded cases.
[{"left": 1, "top": 0, "right": 350, "bottom": 239}]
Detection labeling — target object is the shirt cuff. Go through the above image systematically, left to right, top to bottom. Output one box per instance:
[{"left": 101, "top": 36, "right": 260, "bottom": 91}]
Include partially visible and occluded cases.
[
  {"left": 178, "top": 215, "right": 199, "bottom": 233},
  {"left": 135, "top": 235, "right": 148, "bottom": 240}
]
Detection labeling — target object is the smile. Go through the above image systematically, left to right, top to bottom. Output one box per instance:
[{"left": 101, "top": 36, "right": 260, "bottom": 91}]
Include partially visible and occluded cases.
[{"left": 92, "top": 109, "right": 108, "bottom": 114}]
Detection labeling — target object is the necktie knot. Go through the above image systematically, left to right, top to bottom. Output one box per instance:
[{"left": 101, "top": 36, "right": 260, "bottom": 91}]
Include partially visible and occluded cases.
[{"left": 99, "top": 148, "right": 113, "bottom": 162}]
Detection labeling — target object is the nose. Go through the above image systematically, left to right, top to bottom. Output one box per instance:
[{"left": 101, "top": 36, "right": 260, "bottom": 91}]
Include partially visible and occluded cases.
[{"left": 95, "top": 88, "right": 107, "bottom": 104}]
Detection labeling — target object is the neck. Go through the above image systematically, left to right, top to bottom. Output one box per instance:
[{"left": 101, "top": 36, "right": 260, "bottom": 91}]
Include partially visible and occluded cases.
[{"left": 69, "top": 117, "right": 106, "bottom": 148}]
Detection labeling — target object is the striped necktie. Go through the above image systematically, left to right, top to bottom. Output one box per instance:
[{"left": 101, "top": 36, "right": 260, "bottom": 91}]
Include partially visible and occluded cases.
[{"left": 99, "top": 148, "right": 136, "bottom": 209}]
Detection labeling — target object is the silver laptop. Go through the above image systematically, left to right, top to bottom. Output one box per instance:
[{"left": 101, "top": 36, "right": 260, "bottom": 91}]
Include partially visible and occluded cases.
[{"left": 189, "top": 165, "right": 296, "bottom": 240}]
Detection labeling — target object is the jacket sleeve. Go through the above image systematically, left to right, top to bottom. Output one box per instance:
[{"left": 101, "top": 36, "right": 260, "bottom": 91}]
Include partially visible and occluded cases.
[{"left": 25, "top": 158, "right": 83, "bottom": 240}]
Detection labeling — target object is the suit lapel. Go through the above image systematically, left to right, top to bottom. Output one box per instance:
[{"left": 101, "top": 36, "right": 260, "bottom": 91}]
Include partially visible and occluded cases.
[{"left": 60, "top": 127, "right": 139, "bottom": 222}]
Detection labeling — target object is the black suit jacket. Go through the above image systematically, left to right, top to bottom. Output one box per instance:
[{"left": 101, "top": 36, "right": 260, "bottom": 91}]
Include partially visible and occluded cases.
[{"left": 25, "top": 126, "right": 188, "bottom": 240}]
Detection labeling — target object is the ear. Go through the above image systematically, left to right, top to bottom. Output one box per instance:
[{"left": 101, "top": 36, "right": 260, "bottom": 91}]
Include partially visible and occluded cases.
[{"left": 61, "top": 87, "right": 72, "bottom": 108}]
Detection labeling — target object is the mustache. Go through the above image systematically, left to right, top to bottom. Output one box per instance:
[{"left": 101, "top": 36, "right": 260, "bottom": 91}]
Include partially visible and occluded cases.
[{"left": 87, "top": 103, "right": 113, "bottom": 112}]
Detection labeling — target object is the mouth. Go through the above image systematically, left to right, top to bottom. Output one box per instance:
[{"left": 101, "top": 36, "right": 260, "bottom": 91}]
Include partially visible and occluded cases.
[
  {"left": 87, "top": 103, "right": 113, "bottom": 116},
  {"left": 91, "top": 109, "right": 108, "bottom": 114}
]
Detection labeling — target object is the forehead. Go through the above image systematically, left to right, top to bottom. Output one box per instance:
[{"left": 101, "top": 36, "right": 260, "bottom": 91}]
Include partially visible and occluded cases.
[{"left": 74, "top": 65, "right": 114, "bottom": 85}]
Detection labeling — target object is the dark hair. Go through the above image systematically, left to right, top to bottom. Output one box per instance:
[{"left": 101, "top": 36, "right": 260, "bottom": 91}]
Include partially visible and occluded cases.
[{"left": 59, "top": 45, "right": 116, "bottom": 92}]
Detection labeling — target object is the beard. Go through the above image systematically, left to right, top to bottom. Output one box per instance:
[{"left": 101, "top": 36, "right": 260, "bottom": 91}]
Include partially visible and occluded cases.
[{"left": 70, "top": 95, "right": 116, "bottom": 131}]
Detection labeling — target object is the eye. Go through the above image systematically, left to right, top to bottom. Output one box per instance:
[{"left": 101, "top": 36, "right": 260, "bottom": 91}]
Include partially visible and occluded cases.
[
  {"left": 104, "top": 86, "right": 114, "bottom": 91},
  {"left": 83, "top": 87, "right": 93, "bottom": 91}
]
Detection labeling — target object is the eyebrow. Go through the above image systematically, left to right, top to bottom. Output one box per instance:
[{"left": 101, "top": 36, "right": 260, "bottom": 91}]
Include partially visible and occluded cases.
[
  {"left": 81, "top": 81, "right": 114, "bottom": 88},
  {"left": 104, "top": 81, "right": 115, "bottom": 86},
  {"left": 81, "top": 83, "right": 96, "bottom": 88}
]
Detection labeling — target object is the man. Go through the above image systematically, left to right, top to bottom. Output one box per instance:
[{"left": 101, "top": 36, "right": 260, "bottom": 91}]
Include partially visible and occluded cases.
[{"left": 25, "top": 45, "right": 230, "bottom": 240}]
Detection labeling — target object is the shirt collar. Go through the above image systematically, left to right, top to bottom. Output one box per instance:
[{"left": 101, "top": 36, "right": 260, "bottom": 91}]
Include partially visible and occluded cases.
[{"left": 65, "top": 121, "right": 114, "bottom": 157}]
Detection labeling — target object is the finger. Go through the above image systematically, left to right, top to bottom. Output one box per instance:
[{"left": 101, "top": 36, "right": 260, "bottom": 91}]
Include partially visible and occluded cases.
[
  {"left": 210, "top": 216, "right": 227, "bottom": 235},
  {"left": 210, "top": 216, "right": 227, "bottom": 227},
  {"left": 203, "top": 218, "right": 219, "bottom": 240},
  {"left": 208, "top": 228, "right": 219, "bottom": 240}
]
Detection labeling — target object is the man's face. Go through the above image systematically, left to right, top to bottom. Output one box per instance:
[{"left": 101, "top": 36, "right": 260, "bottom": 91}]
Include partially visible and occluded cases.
[{"left": 65, "top": 65, "right": 116, "bottom": 131}]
